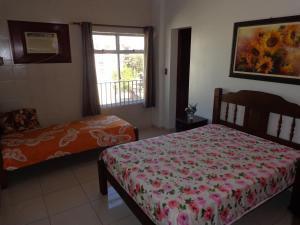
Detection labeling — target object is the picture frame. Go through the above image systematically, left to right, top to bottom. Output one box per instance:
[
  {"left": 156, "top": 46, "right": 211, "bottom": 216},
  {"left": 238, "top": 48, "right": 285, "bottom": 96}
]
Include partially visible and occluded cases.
[
  {"left": 229, "top": 15, "right": 300, "bottom": 85},
  {"left": 8, "top": 20, "right": 71, "bottom": 64}
]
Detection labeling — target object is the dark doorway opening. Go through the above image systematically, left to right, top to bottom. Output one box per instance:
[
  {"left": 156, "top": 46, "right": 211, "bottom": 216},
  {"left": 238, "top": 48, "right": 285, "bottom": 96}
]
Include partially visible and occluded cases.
[{"left": 176, "top": 28, "right": 192, "bottom": 121}]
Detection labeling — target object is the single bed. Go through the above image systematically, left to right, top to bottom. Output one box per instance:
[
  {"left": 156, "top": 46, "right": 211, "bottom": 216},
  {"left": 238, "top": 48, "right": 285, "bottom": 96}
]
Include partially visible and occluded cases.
[
  {"left": 98, "top": 88, "right": 300, "bottom": 225},
  {"left": 0, "top": 114, "right": 138, "bottom": 188}
]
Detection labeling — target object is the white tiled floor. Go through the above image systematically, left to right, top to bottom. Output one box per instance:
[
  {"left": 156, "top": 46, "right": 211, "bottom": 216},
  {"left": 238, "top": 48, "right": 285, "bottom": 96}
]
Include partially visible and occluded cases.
[{"left": 0, "top": 127, "right": 299, "bottom": 225}]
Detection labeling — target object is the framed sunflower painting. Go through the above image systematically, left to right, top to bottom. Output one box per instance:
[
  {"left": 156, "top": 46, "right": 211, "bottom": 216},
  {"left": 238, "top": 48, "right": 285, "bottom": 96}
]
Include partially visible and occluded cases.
[{"left": 230, "top": 15, "right": 300, "bottom": 85}]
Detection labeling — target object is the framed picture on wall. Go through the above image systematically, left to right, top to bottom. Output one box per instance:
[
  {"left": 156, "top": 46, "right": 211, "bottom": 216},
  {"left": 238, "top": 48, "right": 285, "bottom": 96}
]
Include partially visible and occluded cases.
[
  {"left": 229, "top": 15, "right": 300, "bottom": 85},
  {"left": 8, "top": 20, "right": 71, "bottom": 64}
]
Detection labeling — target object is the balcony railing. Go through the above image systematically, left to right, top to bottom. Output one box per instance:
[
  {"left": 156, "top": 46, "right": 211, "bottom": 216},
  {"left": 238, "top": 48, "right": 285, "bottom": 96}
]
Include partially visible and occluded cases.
[{"left": 97, "top": 80, "right": 144, "bottom": 107}]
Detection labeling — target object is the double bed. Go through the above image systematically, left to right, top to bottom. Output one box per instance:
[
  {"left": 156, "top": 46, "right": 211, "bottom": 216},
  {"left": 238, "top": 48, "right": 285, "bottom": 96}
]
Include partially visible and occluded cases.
[{"left": 98, "top": 88, "right": 300, "bottom": 225}]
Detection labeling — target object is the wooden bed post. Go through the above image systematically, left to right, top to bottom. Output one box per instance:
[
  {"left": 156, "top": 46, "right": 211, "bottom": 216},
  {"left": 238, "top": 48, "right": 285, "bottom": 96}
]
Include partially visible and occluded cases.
[
  {"left": 212, "top": 88, "right": 222, "bottom": 124},
  {"left": 134, "top": 127, "right": 139, "bottom": 141},
  {"left": 0, "top": 151, "right": 8, "bottom": 189},
  {"left": 98, "top": 159, "right": 108, "bottom": 195},
  {"left": 289, "top": 160, "right": 300, "bottom": 215}
]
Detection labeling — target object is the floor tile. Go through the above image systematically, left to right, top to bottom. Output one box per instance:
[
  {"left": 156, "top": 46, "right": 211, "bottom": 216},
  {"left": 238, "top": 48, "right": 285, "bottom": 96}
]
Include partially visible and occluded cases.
[
  {"left": 139, "top": 127, "right": 171, "bottom": 140},
  {"left": 72, "top": 161, "right": 98, "bottom": 184},
  {"left": 40, "top": 169, "right": 79, "bottom": 194},
  {"left": 1, "top": 177, "right": 42, "bottom": 206},
  {"left": 81, "top": 179, "right": 101, "bottom": 201},
  {"left": 43, "top": 186, "right": 88, "bottom": 215},
  {"left": 91, "top": 188, "right": 131, "bottom": 225},
  {"left": 233, "top": 190, "right": 291, "bottom": 225},
  {"left": 251, "top": 196, "right": 289, "bottom": 225},
  {"left": 0, "top": 197, "right": 48, "bottom": 225},
  {"left": 50, "top": 204, "right": 101, "bottom": 225},
  {"left": 275, "top": 211, "right": 300, "bottom": 225},
  {"left": 232, "top": 213, "right": 261, "bottom": 225},
  {"left": 110, "top": 215, "right": 141, "bottom": 225},
  {"left": 28, "top": 218, "right": 51, "bottom": 225}
]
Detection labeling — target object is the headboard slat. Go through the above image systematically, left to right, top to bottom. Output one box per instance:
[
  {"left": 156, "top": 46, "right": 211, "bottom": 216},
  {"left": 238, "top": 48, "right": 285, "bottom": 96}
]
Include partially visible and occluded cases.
[
  {"left": 225, "top": 103, "right": 229, "bottom": 122},
  {"left": 233, "top": 104, "right": 238, "bottom": 124},
  {"left": 277, "top": 115, "right": 283, "bottom": 138},
  {"left": 290, "top": 118, "right": 296, "bottom": 142}
]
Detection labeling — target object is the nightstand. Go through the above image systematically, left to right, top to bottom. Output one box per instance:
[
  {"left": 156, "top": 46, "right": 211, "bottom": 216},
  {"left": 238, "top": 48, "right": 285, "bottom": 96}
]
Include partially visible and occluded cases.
[{"left": 176, "top": 116, "right": 208, "bottom": 132}]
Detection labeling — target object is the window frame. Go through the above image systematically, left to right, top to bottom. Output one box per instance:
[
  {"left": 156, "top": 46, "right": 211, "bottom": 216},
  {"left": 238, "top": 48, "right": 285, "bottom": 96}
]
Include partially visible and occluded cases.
[
  {"left": 92, "top": 32, "right": 145, "bottom": 107},
  {"left": 93, "top": 32, "right": 145, "bottom": 81}
]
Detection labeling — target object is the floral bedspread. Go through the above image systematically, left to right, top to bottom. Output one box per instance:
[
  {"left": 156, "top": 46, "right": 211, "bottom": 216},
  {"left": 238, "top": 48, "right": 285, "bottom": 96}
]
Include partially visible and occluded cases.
[
  {"left": 1, "top": 115, "right": 136, "bottom": 171},
  {"left": 101, "top": 124, "right": 300, "bottom": 225}
]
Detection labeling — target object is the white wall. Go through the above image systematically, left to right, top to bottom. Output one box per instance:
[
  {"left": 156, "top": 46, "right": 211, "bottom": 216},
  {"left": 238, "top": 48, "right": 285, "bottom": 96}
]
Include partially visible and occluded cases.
[
  {"left": 0, "top": 0, "right": 153, "bottom": 128},
  {"left": 160, "top": 0, "right": 300, "bottom": 129}
]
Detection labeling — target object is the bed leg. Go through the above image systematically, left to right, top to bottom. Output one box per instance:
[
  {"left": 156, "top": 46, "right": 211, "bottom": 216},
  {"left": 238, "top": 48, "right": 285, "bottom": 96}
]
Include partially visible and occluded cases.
[
  {"left": 134, "top": 127, "right": 139, "bottom": 141},
  {"left": 98, "top": 159, "right": 108, "bottom": 195},
  {"left": 289, "top": 160, "right": 300, "bottom": 216},
  {"left": 0, "top": 168, "right": 8, "bottom": 189}
]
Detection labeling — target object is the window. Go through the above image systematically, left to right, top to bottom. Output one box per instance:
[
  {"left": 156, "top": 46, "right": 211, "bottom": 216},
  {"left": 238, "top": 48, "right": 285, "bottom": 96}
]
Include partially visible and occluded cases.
[{"left": 93, "top": 33, "right": 145, "bottom": 107}]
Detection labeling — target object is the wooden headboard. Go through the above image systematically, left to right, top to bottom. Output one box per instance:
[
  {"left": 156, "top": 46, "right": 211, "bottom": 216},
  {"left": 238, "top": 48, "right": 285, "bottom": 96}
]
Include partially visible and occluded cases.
[{"left": 212, "top": 88, "right": 300, "bottom": 150}]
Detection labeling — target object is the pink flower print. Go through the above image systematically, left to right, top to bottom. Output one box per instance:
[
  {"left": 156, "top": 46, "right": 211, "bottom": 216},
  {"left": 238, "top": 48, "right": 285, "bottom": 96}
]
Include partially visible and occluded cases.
[
  {"left": 121, "top": 154, "right": 130, "bottom": 159},
  {"left": 254, "top": 156, "right": 263, "bottom": 161},
  {"left": 108, "top": 157, "right": 116, "bottom": 166},
  {"left": 204, "top": 159, "right": 214, "bottom": 165},
  {"left": 187, "top": 160, "right": 195, "bottom": 165},
  {"left": 232, "top": 164, "right": 242, "bottom": 169},
  {"left": 180, "top": 167, "right": 190, "bottom": 175},
  {"left": 278, "top": 167, "right": 287, "bottom": 176},
  {"left": 123, "top": 168, "right": 131, "bottom": 180},
  {"left": 161, "top": 170, "right": 170, "bottom": 176},
  {"left": 191, "top": 172, "right": 200, "bottom": 178},
  {"left": 136, "top": 173, "right": 146, "bottom": 180},
  {"left": 224, "top": 173, "right": 234, "bottom": 179},
  {"left": 245, "top": 174, "right": 255, "bottom": 182},
  {"left": 210, "top": 175, "right": 222, "bottom": 182},
  {"left": 259, "top": 177, "right": 267, "bottom": 188},
  {"left": 236, "top": 179, "right": 247, "bottom": 187},
  {"left": 271, "top": 179, "right": 278, "bottom": 193},
  {"left": 152, "top": 180, "right": 161, "bottom": 188},
  {"left": 163, "top": 183, "right": 173, "bottom": 193},
  {"left": 199, "top": 185, "right": 209, "bottom": 192},
  {"left": 218, "top": 185, "right": 230, "bottom": 193},
  {"left": 182, "top": 186, "right": 195, "bottom": 195},
  {"left": 234, "top": 189, "right": 242, "bottom": 201},
  {"left": 152, "top": 190, "right": 162, "bottom": 199},
  {"left": 247, "top": 191, "right": 255, "bottom": 205},
  {"left": 209, "top": 193, "right": 222, "bottom": 206},
  {"left": 196, "top": 197, "right": 206, "bottom": 206},
  {"left": 168, "top": 200, "right": 179, "bottom": 209},
  {"left": 188, "top": 201, "right": 200, "bottom": 215},
  {"left": 155, "top": 206, "right": 167, "bottom": 221},
  {"left": 204, "top": 207, "right": 213, "bottom": 221},
  {"left": 220, "top": 208, "right": 229, "bottom": 222},
  {"left": 176, "top": 212, "right": 189, "bottom": 225}
]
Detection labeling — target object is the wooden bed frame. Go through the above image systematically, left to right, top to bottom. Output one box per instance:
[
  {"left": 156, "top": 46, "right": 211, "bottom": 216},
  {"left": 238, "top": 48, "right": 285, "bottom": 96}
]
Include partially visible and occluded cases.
[
  {"left": 98, "top": 88, "right": 300, "bottom": 224},
  {"left": 0, "top": 128, "right": 139, "bottom": 189}
]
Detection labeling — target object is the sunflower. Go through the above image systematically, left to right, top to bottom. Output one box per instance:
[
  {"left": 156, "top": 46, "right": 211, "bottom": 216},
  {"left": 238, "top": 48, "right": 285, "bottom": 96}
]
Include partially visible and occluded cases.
[
  {"left": 283, "top": 25, "right": 299, "bottom": 47},
  {"left": 253, "top": 28, "right": 266, "bottom": 44},
  {"left": 262, "top": 30, "right": 282, "bottom": 54},
  {"left": 248, "top": 40, "right": 264, "bottom": 57},
  {"left": 255, "top": 56, "right": 273, "bottom": 74},
  {"left": 281, "top": 64, "right": 294, "bottom": 75}
]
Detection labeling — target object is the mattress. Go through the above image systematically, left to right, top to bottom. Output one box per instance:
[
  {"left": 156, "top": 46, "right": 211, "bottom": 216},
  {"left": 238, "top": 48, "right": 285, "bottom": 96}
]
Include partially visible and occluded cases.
[
  {"left": 1, "top": 115, "right": 136, "bottom": 170},
  {"left": 101, "top": 124, "right": 300, "bottom": 225}
]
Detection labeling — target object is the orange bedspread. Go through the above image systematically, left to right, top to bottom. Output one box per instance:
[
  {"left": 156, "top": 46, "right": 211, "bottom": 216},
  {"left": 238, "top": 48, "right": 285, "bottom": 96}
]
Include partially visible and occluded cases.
[{"left": 1, "top": 115, "right": 136, "bottom": 171}]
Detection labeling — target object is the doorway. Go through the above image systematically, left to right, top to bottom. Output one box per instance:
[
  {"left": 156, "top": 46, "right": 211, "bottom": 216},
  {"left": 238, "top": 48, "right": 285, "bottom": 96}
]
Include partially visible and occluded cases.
[{"left": 176, "top": 28, "right": 192, "bottom": 119}]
